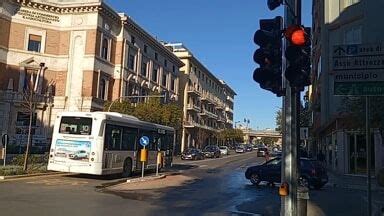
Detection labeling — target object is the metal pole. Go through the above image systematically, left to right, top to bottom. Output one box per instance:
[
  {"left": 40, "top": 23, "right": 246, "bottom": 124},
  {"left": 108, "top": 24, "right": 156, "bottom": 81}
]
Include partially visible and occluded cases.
[
  {"left": 281, "top": 0, "right": 300, "bottom": 215},
  {"left": 366, "top": 96, "right": 372, "bottom": 216},
  {"left": 3, "top": 140, "right": 6, "bottom": 167},
  {"left": 141, "top": 146, "right": 145, "bottom": 178}
]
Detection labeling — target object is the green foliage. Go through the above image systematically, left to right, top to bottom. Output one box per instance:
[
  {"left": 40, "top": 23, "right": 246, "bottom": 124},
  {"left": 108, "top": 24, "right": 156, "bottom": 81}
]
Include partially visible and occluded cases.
[
  {"left": 105, "top": 96, "right": 183, "bottom": 129},
  {"left": 275, "top": 108, "right": 282, "bottom": 132},
  {"left": 218, "top": 128, "right": 244, "bottom": 143},
  {"left": 11, "top": 153, "right": 48, "bottom": 166},
  {"left": 0, "top": 165, "right": 24, "bottom": 176}
]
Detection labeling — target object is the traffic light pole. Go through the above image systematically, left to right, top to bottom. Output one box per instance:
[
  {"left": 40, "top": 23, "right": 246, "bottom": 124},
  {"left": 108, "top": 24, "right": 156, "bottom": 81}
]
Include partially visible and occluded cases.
[{"left": 281, "top": 0, "right": 301, "bottom": 216}]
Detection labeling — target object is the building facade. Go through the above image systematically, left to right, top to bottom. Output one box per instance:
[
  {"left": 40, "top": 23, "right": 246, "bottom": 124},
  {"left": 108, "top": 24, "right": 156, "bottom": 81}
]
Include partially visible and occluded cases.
[
  {"left": 0, "top": 0, "right": 183, "bottom": 153},
  {"left": 310, "top": 0, "right": 384, "bottom": 175},
  {"left": 164, "top": 43, "right": 236, "bottom": 152}
]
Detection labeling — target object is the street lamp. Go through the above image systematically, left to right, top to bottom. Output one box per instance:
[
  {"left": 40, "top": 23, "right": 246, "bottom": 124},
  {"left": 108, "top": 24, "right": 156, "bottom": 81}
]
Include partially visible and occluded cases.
[{"left": 234, "top": 121, "right": 241, "bottom": 128}]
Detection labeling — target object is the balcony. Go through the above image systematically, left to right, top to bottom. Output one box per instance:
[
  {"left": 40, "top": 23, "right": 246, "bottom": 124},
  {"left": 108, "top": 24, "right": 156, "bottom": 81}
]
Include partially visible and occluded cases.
[
  {"left": 187, "top": 87, "right": 200, "bottom": 97},
  {"left": 201, "top": 93, "right": 215, "bottom": 104},
  {"left": 226, "top": 95, "right": 234, "bottom": 103},
  {"left": 215, "top": 102, "right": 224, "bottom": 110},
  {"left": 186, "top": 104, "right": 201, "bottom": 112},
  {"left": 225, "top": 106, "right": 233, "bottom": 113},
  {"left": 199, "top": 109, "right": 218, "bottom": 119},
  {"left": 217, "top": 116, "right": 226, "bottom": 123},
  {"left": 226, "top": 119, "right": 234, "bottom": 125}
]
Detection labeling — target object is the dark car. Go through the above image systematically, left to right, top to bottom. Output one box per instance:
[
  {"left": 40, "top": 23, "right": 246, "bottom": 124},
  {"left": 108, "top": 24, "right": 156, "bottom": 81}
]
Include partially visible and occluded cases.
[
  {"left": 244, "top": 144, "right": 253, "bottom": 152},
  {"left": 202, "top": 145, "right": 221, "bottom": 158},
  {"left": 257, "top": 147, "right": 269, "bottom": 157},
  {"left": 181, "top": 148, "right": 205, "bottom": 160},
  {"left": 245, "top": 157, "right": 328, "bottom": 189}
]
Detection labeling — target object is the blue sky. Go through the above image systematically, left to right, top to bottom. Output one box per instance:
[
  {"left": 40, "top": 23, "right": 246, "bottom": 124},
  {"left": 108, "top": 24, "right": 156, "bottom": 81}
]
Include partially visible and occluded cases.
[{"left": 106, "top": 0, "right": 312, "bottom": 130}]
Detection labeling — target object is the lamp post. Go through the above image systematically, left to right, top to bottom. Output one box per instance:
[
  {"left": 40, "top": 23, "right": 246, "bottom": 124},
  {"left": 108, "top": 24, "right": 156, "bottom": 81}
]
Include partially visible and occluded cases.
[{"left": 234, "top": 121, "right": 241, "bottom": 128}]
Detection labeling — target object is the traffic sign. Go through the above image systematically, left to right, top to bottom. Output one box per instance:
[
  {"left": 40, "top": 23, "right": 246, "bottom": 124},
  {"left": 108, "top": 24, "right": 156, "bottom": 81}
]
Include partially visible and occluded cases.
[
  {"left": 332, "top": 43, "right": 384, "bottom": 96},
  {"left": 139, "top": 136, "right": 149, "bottom": 147}
]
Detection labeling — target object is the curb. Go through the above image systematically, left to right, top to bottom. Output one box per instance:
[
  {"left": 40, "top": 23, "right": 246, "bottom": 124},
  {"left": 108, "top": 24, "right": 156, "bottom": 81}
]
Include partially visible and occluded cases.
[
  {"left": 0, "top": 172, "right": 69, "bottom": 181},
  {"left": 126, "top": 174, "right": 166, "bottom": 183}
]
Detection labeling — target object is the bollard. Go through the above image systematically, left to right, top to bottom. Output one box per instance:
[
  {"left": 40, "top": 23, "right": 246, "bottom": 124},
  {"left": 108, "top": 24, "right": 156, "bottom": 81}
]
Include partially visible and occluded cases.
[{"left": 297, "top": 186, "right": 309, "bottom": 216}]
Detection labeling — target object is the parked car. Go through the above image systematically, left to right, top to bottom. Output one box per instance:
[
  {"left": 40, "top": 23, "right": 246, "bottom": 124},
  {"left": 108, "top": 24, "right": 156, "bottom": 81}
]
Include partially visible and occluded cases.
[
  {"left": 245, "top": 144, "right": 253, "bottom": 152},
  {"left": 202, "top": 145, "right": 221, "bottom": 158},
  {"left": 235, "top": 145, "right": 245, "bottom": 153},
  {"left": 252, "top": 145, "right": 259, "bottom": 150},
  {"left": 219, "top": 146, "right": 229, "bottom": 155},
  {"left": 257, "top": 147, "right": 269, "bottom": 157},
  {"left": 181, "top": 148, "right": 205, "bottom": 160},
  {"left": 245, "top": 157, "right": 328, "bottom": 189}
]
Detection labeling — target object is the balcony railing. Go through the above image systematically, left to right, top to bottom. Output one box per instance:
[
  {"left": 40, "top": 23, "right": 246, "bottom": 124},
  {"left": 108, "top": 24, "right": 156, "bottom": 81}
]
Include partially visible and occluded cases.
[
  {"left": 187, "top": 87, "right": 201, "bottom": 97},
  {"left": 0, "top": 91, "right": 50, "bottom": 104},
  {"left": 226, "top": 95, "right": 234, "bottom": 103},
  {"left": 186, "top": 104, "right": 201, "bottom": 112},
  {"left": 225, "top": 106, "right": 233, "bottom": 113}
]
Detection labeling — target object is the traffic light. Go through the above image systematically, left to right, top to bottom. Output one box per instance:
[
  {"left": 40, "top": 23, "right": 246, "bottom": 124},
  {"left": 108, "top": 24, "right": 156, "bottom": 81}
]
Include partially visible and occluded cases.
[
  {"left": 267, "top": 0, "right": 283, "bottom": 10},
  {"left": 253, "top": 16, "right": 284, "bottom": 97},
  {"left": 284, "top": 25, "right": 311, "bottom": 91}
]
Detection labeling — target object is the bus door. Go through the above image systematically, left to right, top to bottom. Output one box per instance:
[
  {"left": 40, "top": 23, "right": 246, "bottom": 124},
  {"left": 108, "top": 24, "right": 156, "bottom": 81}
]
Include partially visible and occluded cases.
[{"left": 104, "top": 125, "right": 124, "bottom": 169}]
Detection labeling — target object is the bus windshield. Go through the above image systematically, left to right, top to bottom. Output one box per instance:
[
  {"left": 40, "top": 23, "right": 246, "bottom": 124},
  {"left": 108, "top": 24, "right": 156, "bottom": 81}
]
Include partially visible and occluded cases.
[{"left": 59, "top": 116, "right": 92, "bottom": 135}]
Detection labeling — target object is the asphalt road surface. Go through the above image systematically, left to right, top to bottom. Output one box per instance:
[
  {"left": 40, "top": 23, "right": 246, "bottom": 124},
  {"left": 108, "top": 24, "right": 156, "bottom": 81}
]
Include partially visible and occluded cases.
[{"left": 0, "top": 151, "right": 382, "bottom": 216}]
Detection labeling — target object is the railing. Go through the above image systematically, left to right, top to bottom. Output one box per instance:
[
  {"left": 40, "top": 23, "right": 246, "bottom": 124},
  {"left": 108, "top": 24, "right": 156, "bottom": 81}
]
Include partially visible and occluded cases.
[
  {"left": 187, "top": 87, "right": 201, "bottom": 96},
  {"left": 0, "top": 91, "right": 50, "bottom": 104},
  {"left": 186, "top": 104, "right": 201, "bottom": 112},
  {"left": 225, "top": 106, "right": 234, "bottom": 113}
]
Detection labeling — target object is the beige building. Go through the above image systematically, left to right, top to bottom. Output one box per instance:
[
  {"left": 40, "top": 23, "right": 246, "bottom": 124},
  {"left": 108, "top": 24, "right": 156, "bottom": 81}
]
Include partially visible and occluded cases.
[
  {"left": 0, "top": 0, "right": 183, "bottom": 152},
  {"left": 311, "top": 0, "right": 384, "bottom": 175},
  {"left": 164, "top": 43, "right": 236, "bottom": 152}
]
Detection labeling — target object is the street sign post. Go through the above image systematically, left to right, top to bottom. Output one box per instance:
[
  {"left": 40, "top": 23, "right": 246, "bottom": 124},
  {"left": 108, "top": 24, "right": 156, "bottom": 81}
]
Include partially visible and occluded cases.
[
  {"left": 2, "top": 134, "right": 9, "bottom": 166},
  {"left": 139, "top": 136, "right": 149, "bottom": 178}
]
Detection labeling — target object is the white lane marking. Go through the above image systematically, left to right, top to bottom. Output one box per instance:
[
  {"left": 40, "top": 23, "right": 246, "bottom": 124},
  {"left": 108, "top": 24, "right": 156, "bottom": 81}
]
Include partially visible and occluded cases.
[
  {"left": 199, "top": 165, "right": 208, "bottom": 168},
  {"left": 230, "top": 210, "right": 262, "bottom": 216}
]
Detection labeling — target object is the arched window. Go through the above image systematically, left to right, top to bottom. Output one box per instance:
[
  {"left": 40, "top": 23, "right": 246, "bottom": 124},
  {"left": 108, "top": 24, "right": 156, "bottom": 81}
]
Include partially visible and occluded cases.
[
  {"left": 101, "top": 38, "right": 109, "bottom": 60},
  {"left": 99, "top": 79, "right": 106, "bottom": 100}
]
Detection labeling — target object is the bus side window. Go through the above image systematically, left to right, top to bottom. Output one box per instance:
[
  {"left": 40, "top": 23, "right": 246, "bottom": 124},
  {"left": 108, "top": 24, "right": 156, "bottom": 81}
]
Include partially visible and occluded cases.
[
  {"left": 104, "top": 124, "right": 122, "bottom": 151},
  {"left": 122, "top": 127, "right": 137, "bottom": 151}
]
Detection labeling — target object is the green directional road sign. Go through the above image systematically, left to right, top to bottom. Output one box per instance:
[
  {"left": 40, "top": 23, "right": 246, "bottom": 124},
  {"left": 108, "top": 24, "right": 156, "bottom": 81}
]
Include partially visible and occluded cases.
[{"left": 334, "top": 82, "right": 384, "bottom": 96}]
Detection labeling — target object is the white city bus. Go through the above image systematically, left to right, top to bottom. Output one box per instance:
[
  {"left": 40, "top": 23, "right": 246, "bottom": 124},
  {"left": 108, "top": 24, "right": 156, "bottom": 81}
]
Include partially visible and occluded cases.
[{"left": 47, "top": 112, "right": 175, "bottom": 176}]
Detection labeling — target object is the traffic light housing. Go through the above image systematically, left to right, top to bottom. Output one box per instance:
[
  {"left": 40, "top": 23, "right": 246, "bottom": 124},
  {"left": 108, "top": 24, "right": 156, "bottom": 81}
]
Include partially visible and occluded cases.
[
  {"left": 253, "top": 16, "right": 284, "bottom": 97},
  {"left": 284, "top": 25, "right": 311, "bottom": 91}
]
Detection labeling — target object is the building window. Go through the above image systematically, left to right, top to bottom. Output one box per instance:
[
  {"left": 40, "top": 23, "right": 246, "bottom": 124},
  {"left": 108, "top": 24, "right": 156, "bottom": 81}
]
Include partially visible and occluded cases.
[
  {"left": 27, "top": 34, "right": 42, "bottom": 52},
  {"left": 131, "top": 35, "right": 135, "bottom": 45},
  {"left": 101, "top": 37, "right": 109, "bottom": 60},
  {"left": 144, "top": 45, "right": 148, "bottom": 53},
  {"left": 155, "top": 52, "right": 158, "bottom": 60},
  {"left": 128, "top": 54, "right": 135, "bottom": 70},
  {"left": 164, "top": 59, "right": 168, "bottom": 67},
  {"left": 141, "top": 61, "right": 148, "bottom": 77},
  {"left": 172, "top": 65, "right": 176, "bottom": 73},
  {"left": 152, "top": 68, "right": 158, "bottom": 82},
  {"left": 162, "top": 73, "right": 167, "bottom": 87},
  {"left": 171, "top": 77, "right": 175, "bottom": 91},
  {"left": 99, "top": 78, "right": 107, "bottom": 100}
]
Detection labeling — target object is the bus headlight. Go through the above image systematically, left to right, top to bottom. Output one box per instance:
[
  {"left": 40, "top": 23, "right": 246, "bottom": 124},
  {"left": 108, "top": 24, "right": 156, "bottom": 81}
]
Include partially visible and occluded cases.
[{"left": 91, "top": 158, "right": 94, "bottom": 161}]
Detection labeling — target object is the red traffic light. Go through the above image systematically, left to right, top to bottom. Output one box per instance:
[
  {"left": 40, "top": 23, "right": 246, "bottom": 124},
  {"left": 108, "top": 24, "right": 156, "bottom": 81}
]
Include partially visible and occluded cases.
[{"left": 285, "top": 25, "right": 309, "bottom": 46}]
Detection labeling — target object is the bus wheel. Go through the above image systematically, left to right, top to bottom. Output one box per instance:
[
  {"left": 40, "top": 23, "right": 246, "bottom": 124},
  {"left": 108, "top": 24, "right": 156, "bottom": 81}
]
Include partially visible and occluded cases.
[{"left": 122, "top": 158, "right": 133, "bottom": 177}]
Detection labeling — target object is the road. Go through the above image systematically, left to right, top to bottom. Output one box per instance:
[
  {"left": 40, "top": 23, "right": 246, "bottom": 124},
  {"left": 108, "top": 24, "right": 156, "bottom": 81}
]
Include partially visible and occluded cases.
[{"left": 0, "top": 151, "right": 383, "bottom": 216}]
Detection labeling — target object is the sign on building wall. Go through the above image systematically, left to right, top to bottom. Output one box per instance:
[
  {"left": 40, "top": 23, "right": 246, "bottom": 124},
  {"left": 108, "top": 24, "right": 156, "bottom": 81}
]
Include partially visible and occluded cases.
[{"left": 332, "top": 44, "right": 384, "bottom": 96}]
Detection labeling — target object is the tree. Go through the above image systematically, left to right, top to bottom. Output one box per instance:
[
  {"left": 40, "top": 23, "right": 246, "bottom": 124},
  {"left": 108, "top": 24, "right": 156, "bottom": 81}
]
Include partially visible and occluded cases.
[
  {"left": 104, "top": 96, "right": 183, "bottom": 130},
  {"left": 275, "top": 108, "right": 282, "bottom": 132},
  {"left": 218, "top": 128, "right": 244, "bottom": 145}
]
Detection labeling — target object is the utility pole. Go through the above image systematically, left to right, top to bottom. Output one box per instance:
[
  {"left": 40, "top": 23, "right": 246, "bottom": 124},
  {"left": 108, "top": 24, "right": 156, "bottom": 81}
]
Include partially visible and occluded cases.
[{"left": 281, "top": 0, "right": 301, "bottom": 215}]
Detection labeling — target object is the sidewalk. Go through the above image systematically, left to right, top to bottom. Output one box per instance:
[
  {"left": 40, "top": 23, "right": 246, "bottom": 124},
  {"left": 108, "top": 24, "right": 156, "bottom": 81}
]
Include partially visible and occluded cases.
[{"left": 327, "top": 169, "right": 384, "bottom": 192}]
